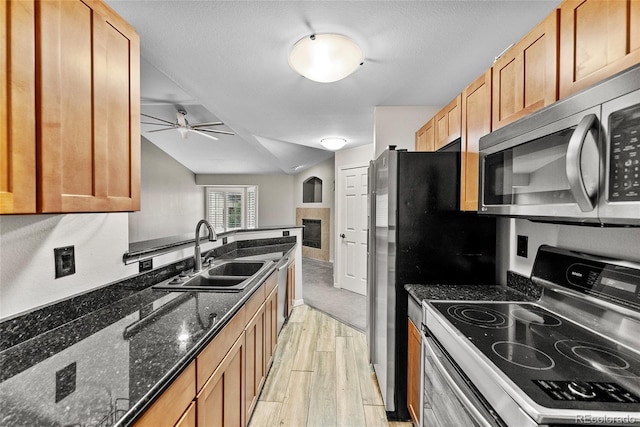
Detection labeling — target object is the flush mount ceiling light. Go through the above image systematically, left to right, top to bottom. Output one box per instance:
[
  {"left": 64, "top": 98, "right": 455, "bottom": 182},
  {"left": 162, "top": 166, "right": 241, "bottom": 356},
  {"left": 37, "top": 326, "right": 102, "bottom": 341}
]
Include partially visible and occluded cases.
[
  {"left": 288, "top": 34, "right": 363, "bottom": 83},
  {"left": 320, "top": 137, "right": 347, "bottom": 150}
]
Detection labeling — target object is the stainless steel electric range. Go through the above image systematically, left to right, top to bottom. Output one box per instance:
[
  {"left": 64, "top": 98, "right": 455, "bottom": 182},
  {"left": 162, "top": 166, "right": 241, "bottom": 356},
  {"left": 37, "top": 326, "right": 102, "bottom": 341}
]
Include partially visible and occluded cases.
[{"left": 422, "top": 246, "right": 640, "bottom": 426}]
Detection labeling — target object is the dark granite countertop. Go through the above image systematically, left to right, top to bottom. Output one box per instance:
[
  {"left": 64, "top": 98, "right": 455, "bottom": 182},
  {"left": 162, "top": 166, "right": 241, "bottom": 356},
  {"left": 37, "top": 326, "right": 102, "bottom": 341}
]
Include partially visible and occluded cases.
[
  {"left": 0, "top": 243, "right": 295, "bottom": 427},
  {"left": 405, "top": 282, "right": 538, "bottom": 306}
]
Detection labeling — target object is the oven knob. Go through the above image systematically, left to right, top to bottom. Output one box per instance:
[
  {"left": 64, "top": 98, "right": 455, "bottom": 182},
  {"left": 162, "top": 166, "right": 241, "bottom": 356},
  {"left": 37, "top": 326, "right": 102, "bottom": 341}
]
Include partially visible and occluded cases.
[{"left": 568, "top": 380, "right": 596, "bottom": 399}]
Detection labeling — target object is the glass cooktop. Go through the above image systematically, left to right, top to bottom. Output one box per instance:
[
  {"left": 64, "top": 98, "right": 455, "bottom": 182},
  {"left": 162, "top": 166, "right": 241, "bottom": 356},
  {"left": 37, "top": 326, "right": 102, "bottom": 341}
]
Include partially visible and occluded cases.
[{"left": 431, "top": 301, "right": 640, "bottom": 411}]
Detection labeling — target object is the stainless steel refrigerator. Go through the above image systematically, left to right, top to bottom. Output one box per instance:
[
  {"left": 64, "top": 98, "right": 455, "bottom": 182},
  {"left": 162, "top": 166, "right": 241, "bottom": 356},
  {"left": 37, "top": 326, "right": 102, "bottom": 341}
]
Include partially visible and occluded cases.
[{"left": 367, "top": 146, "right": 497, "bottom": 420}]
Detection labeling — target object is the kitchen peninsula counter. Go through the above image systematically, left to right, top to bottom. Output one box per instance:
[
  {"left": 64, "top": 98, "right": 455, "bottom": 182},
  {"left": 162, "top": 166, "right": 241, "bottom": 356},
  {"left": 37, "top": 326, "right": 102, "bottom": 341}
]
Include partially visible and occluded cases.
[{"left": 0, "top": 242, "right": 295, "bottom": 427}]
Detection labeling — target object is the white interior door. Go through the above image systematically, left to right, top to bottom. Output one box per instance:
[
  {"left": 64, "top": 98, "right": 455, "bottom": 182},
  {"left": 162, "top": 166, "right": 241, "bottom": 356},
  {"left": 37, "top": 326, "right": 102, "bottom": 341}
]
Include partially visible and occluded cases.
[{"left": 337, "top": 165, "right": 368, "bottom": 295}]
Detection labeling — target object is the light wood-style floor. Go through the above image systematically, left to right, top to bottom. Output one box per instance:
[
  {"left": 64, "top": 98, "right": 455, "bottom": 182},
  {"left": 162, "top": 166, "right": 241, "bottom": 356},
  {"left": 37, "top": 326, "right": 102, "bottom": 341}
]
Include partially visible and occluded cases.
[{"left": 249, "top": 304, "right": 412, "bottom": 427}]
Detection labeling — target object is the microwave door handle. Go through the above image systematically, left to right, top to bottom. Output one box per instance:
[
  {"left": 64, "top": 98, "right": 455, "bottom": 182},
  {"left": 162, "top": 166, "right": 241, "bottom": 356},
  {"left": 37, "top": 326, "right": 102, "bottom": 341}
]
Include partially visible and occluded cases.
[{"left": 566, "top": 114, "right": 598, "bottom": 212}]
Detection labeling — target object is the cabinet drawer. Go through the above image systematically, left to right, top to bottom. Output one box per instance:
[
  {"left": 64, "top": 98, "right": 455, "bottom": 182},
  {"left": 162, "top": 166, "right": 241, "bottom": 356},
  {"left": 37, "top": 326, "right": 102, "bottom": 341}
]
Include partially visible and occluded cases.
[
  {"left": 264, "top": 270, "right": 277, "bottom": 294},
  {"left": 245, "top": 282, "right": 266, "bottom": 323},
  {"left": 197, "top": 306, "right": 246, "bottom": 391}
]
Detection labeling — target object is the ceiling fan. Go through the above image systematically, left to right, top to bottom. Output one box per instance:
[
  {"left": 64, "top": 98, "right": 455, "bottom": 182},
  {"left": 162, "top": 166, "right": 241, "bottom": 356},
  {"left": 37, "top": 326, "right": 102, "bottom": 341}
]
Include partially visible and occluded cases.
[{"left": 141, "top": 109, "right": 234, "bottom": 141}]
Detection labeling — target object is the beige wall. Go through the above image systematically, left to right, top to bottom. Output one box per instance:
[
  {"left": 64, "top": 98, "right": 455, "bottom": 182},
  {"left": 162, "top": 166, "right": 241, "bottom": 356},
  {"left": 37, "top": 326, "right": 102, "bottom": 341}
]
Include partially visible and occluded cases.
[
  {"left": 373, "top": 106, "right": 439, "bottom": 157},
  {"left": 293, "top": 157, "right": 336, "bottom": 261},
  {"left": 196, "top": 173, "right": 295, "bottom": 226}
]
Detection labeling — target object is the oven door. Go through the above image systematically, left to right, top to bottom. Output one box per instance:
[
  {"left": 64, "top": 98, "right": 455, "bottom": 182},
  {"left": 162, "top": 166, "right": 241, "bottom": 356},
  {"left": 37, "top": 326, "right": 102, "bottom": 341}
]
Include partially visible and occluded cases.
[
  {"left": 479, "top": 106, "right": 602, "bottom": 223},
  {"left": 421, "top": 328, "right": 504, "bottom": 427}
]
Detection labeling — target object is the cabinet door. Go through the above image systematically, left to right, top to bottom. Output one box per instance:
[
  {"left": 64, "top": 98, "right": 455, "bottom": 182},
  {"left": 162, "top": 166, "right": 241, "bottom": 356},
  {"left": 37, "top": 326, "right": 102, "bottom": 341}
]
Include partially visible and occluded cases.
[
  {"left": 37, "top": 0, "right": 140, "bottom": 212},
  {"left": 560, "top": 0, "right": 640, "bottom": 98},
  {"left": 0, "top": 1, "right": 36, "bottom": 213},
  {"left": 492, "top": 9, "right": 558, "bottom": 130},
  {"left": 460, "top": 70, "right": 492, "bottom": 212},
  {"left": 434, "top": 95, "right": 461, "bottom": 151},
  {"left": 415, "top": 119, "right": 435, "bottom": 152},
  {"left": 286, "top": 261, "right": 296, "bottom": 317},
  {"left": 264, "top": 287, "right": 278, "bottom": 370},
  {"left": 245, "top": 303, "right": 265, "bottom": 419},
  {"left": 407, "top": 319, "right": 421, "bottom": 425},
  {"left": 198, "top": 333, "right": 246, "bottom": 427},
  {"left": 134, "top": 362, "right": 196, "bottom": 427},
  {"left": 175, "top": 402, "right": 196, "bottom": 427}
]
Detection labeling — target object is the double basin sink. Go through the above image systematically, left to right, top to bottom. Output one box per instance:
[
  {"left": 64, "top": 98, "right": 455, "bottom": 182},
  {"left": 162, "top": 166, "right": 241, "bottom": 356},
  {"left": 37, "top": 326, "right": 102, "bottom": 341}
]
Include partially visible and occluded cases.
[{"left": 152, "top": 259, "right": 275, "bottom": 292}]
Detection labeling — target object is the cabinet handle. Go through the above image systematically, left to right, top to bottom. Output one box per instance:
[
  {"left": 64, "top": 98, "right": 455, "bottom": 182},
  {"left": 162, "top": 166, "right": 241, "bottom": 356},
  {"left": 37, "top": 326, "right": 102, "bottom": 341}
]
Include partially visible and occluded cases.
[{"left": 340, "top": 233, "right": 345, "bottom": 238}]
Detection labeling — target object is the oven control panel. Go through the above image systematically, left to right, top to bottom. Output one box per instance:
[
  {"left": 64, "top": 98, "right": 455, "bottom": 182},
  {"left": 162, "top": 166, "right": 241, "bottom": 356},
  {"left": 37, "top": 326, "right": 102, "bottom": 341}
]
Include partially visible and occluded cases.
[
  {"left": 609, "top": 102, "right": 640, "bottom": 201},
  {"left": 532, "top": 245, "right": 640, "bottom": 310},
  {"left": 534, "top": 380, "right": 640, "bottom": 403}
]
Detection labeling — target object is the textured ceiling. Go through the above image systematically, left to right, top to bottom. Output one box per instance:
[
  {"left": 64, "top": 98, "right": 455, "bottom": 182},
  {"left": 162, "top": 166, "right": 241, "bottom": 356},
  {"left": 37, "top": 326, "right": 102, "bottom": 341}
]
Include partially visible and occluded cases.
[{"left": 106, "top": 0, "right": 561, "bottom": 175}]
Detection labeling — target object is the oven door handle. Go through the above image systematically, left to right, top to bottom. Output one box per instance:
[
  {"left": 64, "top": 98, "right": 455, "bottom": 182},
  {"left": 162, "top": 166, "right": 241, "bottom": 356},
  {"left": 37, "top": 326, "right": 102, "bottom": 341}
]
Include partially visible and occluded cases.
[
  {"left": 566, "top": 113, "right": 599, "bottom": 212},
  {"left": 424, "top": 336, "right": 500, "bottom": 427}
]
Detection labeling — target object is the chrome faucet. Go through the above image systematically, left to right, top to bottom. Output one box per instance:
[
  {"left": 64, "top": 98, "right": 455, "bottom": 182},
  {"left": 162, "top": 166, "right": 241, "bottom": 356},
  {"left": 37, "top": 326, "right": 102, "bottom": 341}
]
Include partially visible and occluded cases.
[{"left": 194, "top": 219, "right": 217, "bottom": 272}]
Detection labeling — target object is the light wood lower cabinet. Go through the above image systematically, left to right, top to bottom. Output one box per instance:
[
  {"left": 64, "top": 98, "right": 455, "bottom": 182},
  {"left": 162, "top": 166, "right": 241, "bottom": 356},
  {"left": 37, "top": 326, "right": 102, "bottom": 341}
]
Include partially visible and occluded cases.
[
  {"left": 286, "top": 259, "right": 296, "bottom": 317},
  {"left": 134, "top": 270, "right": 280, "bottom": 427},
  {"left": 264, "top": 287, "right": 278, "bottom": 370},
  {"left": 245, "top": 302, "right": 266, "bottom": 419},
  {"left": 407, "top": 319, "right": 421, "bottom": 426},
  {"left": 197, "top": 333, "right": 246, "bottom": 427},
  {"left": 133, "top": 362, "right": 196, "bottom": 427},
  {"left": 175, "top": 402, "right": 197, "bottom": 427}
]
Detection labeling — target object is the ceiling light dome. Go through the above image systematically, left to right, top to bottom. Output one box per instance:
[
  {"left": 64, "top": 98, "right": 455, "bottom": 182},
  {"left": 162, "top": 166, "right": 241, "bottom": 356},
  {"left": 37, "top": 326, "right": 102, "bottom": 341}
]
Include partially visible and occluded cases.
[
  {"left": 289, "top": 34, "right": 363, "bottom": 83},
  {"left": 320, "top": 137, "right": 347, "bottom": 150}
]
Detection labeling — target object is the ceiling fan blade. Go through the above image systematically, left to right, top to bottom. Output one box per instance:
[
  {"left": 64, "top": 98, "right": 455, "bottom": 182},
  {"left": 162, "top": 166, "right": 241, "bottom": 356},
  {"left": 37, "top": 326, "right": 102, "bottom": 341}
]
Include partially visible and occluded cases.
[
  {"left": 140, "top": 113, "right": 175, "bottom": 125},
  {"left": 141, "top": 121, "right": 174, "bottom": 126},
  {"left": 190, "top": 121, "right": 224, "bottom": 128},
  {"left": 146, "top": 127, "right": 176, "bottom": 133},
  {"left": 195, "top": 128, "right": 235, "bottom": 136},
  {"left": 189, "top": 129, "right": 219, "bottom": 141}
]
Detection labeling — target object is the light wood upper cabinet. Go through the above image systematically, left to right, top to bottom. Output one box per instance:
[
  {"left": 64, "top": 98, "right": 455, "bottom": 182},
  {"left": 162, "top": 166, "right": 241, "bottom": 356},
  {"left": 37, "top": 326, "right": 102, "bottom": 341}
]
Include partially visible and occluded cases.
[
  {"left": 1, "top": 0, "right": 140, "bottom": 214},
  {"left": 37, "top": 0, "right": 140, "bottom": 212},
  {"left": 559, "top": 0, "right": 640, "bottom": 98},
  {"left": 1, "top": 1, "right": 36, "bottom": 214},
  {"left": 492, "top": 9, "right": 558, "bottom": 130},
  {"left": 460, "top": 70, "right": 492, "bottom": 212},
  {"left": 434, "top": 95, "right": 462, "bottom": 151},
  {"left": 415, "top": 118, "right": 435, "bottom": 152}
]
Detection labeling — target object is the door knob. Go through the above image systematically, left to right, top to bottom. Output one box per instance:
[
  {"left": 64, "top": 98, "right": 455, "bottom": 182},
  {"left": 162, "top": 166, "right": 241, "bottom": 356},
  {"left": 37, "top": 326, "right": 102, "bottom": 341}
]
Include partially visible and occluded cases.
[{"left": 340, "top": 233, "right": 345, "bottom": 238}]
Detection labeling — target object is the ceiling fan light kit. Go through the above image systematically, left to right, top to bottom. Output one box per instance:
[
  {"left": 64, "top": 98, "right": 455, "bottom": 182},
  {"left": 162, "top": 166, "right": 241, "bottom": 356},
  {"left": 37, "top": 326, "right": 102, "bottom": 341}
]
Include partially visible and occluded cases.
[
  {"left": 288, "top": 33, "right": 363, "bottom": 83},
  {"left": 141, "top": 109, "right": 234, "bottom": 141},
  {"left": 320, "top": 137, "right": 347, "bottom": 150}
]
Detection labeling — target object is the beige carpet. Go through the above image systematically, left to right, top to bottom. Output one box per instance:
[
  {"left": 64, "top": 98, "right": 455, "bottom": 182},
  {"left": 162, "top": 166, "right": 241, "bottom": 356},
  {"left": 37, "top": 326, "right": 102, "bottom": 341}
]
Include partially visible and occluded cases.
[{"left": 301, "top": 257, "right": 366, "bottom": 332}]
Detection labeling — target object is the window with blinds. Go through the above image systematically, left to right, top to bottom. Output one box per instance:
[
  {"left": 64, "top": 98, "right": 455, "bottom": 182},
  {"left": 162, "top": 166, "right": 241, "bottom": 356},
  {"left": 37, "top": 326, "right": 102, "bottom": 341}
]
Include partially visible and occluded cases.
[{"left": 205, "top": 186, "right": 258, "bottom": 232}]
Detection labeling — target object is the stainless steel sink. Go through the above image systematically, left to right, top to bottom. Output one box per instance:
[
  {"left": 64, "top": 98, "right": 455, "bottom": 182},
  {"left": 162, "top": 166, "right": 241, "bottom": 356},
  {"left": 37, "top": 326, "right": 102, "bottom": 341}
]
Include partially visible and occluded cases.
[{"left": 152, "top": 259, "right": 274, "bottom": 292}]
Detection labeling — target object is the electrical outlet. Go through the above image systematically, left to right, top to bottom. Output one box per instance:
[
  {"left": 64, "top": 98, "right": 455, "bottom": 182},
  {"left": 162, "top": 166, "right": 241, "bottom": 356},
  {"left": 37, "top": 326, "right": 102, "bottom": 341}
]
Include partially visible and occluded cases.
[
  {"left": 283, "top": 231, "right": 290, "bottom": 237},
  {"left": 517, "top": 235, "right": 528, "bottom": 258},
  {"left": 222, "top": 237, "right": 228, "bottom": 245},
  {"left": 54, "top": 246, "right": 75, "bottom": 278},
  {"left": 139, "top": 258, "right": 153, "bottom": 273}
]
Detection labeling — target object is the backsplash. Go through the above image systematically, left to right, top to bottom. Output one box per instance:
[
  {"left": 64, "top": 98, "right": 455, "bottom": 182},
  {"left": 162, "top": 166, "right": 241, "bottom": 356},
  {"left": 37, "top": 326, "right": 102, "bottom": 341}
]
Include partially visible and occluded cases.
[
  {"left": 0, "top": 236, "right": 296, "bottom": 351},
  {"left": 506, "top": 270, "right": 542, "bottom": 300}
]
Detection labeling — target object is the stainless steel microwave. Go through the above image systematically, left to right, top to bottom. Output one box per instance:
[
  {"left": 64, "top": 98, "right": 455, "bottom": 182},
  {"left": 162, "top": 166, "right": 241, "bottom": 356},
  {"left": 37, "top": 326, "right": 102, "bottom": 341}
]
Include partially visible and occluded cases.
[{"left": 479, "top": 64, "right": 640, "bottom": 226}]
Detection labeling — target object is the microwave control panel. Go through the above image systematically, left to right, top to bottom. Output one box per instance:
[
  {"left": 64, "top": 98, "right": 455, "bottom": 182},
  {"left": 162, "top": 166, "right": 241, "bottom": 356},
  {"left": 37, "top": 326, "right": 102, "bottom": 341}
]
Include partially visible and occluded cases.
[{"left": 609, "top": 102, "right": 640, "bottom": 201}]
